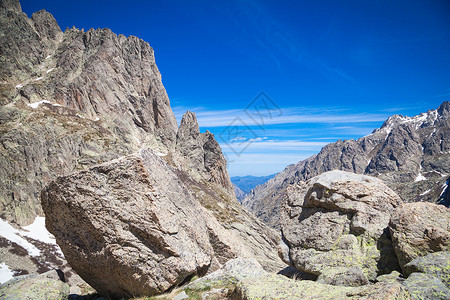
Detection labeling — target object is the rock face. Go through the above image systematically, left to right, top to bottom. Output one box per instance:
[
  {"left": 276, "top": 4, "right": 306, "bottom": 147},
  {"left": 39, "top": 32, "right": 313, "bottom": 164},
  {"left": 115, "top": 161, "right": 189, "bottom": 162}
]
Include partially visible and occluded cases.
[
  {"left": 0, "top": 0, "right": 284, "bottom": 289},
  {"left": 0, "top": 0, "right": 178, "bottom": 225},
  {"left": 243, "top": 101, "right": 450, "bottom": 229},
  {"left": 175, "top": 111, "right": 233, "bottom": 194},
  {"left": 41, "top": 149, "right": 253, "bottom": 298},
  {"left": 280, "top": 171, "right": 403, "bottom": 284},
  {"left": 233, "top": 184, "right": 246, "bottom": 202},
  {"left": 389, "top": 202, "right": 450, "bottom": 271},
  {"left": 404, "top": 251, "right": 450, "bottom": 288},
  {"left": 187, "top": 257, "right": 267, "bottom": 291},
  {"left": 0, "top": 269, "right": 69, "bottom": 300},
  {"left": 403, "top": 272, "right": 450, "bottom": 300},
  {"left": 232, "top": 273, "right": 410, "bottom": 300}
]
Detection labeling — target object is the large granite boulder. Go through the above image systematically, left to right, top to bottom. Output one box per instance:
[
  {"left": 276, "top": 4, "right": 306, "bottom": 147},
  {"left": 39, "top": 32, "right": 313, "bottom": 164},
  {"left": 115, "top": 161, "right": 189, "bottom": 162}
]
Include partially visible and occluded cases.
[
  {"left": 41, "top": 148, "right": 252, "bottom": 298},
  {"left": 280, "top": 170, "right": 403, "bottom": 284},
  {"left": 389, "top": 202, "right": 450, "bottom": 271},
  {"left": 0, "top": 269, "right": 69, "bottom": 300}
]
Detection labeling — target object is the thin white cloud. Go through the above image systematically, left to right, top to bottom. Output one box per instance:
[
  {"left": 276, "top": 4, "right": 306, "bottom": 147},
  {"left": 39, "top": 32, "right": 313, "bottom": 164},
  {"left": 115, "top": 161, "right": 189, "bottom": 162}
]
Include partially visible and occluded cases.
[
  {"left": 173, "top": 106, "right": 389, "bottom": 128},
  {"left": 230, "top": 136, "right": 247, "bottom": 142},
  {"left": 248, "top": 137, "right": 268, "bottom": 142},
  {"left": 220, "top": 139, "right": 329, "bottom": 155}
]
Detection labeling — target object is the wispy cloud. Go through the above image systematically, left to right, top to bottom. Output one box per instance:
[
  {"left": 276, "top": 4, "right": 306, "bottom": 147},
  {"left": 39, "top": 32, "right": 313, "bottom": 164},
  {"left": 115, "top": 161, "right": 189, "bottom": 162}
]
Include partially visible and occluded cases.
[
  {"left": 173, "top": 106, "right": 389, "bottom": 128},
  {"left": 221, "top": 139, "right": 329, "bottom": 152}
]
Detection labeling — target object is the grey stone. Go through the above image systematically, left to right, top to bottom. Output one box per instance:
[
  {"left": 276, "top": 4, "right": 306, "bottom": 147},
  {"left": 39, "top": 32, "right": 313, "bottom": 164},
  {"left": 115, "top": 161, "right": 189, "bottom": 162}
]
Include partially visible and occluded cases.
[
  {"left": 0, "top": 0, "right": 285, "bottom": 282},
  {"left": 0, "top": 0, "right": 178, "bottom": 225},
  {"left": 41, "top": 149, "right": 253, "bottom": 298},
  {"left": 280, "top": 171, "right": 403, "bottom": 282},
  {"left": 389, "top": 202, "right": 450, "bottom": 272},
  {"left": 404, "top": 251, "right": 450, "bottom": 288},
  {"left": 187, "top": 257, "right": 267, "bottom": 290},
  {"left": 316, "top": 267, "right": 369, "bottom": 287},
  {"left": 0, "top": 269, "right": 70, "bottom": 300},
  {"left": 376, "top": 271, "right": 403, "bottom": 283},
  {"left": 403, "top": 272, "right": 450, "bottom": 300},
  {"left": 232, "top": 273, "right": 410, "bottom": 299},
  {"left": 173, "top": 290, "right": 189, "bottom": 300}
]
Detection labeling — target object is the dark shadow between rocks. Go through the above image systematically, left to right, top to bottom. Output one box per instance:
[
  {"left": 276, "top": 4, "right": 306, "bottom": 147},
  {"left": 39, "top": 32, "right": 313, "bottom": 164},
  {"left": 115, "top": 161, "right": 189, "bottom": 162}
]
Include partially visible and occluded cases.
[
  {"left": 376, "top": 227, "right": 402, "bottom": 277},
  {"left": 277, "top": 266, "right": 318, "bottom": 281}
]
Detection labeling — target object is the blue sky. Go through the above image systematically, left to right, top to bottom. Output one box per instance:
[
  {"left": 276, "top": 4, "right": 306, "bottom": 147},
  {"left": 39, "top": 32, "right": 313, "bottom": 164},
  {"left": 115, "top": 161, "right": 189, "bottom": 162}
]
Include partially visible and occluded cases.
[{"left": 21, "top": 0, "right": 450, "bottom": 176}]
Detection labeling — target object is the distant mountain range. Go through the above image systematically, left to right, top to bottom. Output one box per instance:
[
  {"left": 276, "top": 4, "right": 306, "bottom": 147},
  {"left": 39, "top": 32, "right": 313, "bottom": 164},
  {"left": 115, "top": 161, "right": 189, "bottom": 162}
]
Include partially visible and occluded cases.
[
  {"left": 243, "top": 102, "right": 450, "bottom": 228},
  {"left": 231, "top": 174, "right": 276, "bottom": 201}
]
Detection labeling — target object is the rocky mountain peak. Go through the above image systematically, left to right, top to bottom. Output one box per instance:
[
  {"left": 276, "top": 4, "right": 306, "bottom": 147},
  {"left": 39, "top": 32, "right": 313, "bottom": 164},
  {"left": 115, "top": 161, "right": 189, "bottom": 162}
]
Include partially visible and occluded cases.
[
  {"left": 0, "top": 2, "right": 185, "bottom": 224},
  {"left": 31, "top": 9, "right": 62, "bottom": 41},
  {"left": 437, "top": 101, "right": 450, "bottom": 118},
  {"left": 174, "top": 111, "right": 234, "bottom": 194},
  {"left": 177, "top": 111, "right": 200, "bottom": 139}
]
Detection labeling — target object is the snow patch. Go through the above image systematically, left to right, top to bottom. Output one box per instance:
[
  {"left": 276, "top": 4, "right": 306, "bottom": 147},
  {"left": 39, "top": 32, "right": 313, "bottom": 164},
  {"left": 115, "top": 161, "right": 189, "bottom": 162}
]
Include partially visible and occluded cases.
[
  {"left": 45, "top": 55, "right": 52, "bottom": 60},
  {"left": 46, "top": 68, "right": 55, "bottom": 74},
  {"left": 33, "top": 76, "right": 43, "bottom": 81},
  {"left": 15, "top": 84, "right": 23, "bottom": 88},
  {"left": 27, "top": 100, "right": 51, "bottom": 109},
  {"left": 27, "top": 100, "right": 61, "bottom": 109},
  {"left": 429, "top": 128, "right": 436, "bottom": 137},
  {"left": 156, "top": 152, "right": 167, "bottom": 157},
  {"left": 415, "top": 173, "right": 426, "bottom": 182},
  {"left": 440, "top": 181, "right": 448, "bottom": 197},
  {"left": 420, "top": 189, "right": 431, "bottom": 196},
  {"left": 0, "top": 217, "right": 62, "bottom": 258},
  {"left": 22, "top": 217, "right": 56, "bottom": 245},
  {"left": 0, "top": 219, "right": 40, "bottom": 256},
  {"left": 0, "top": 263, "right": 14, "bottom": 284}
]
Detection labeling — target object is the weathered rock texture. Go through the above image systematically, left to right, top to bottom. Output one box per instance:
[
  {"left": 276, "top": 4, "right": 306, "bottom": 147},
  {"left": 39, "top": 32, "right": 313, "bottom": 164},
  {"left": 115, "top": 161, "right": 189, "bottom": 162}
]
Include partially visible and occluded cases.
[
  {"left": 0, "top": 0, "right": 284, "bottom": 285},
  {"left": 0, "top": 0, "right": 179, "bottom": 225},
  {"left": 0, "top": 0, "right": 243, "bottom": 233},
  {"left": 244, "top": 102, "right": 450, "bottom": 229},
  {"left": 175, "top": 111, "right": 233, "bottom": 194},
  {"left": 41, "top": 149, "right": 253, "bottom": 298},
  {"left": 280, "top": 171, "right": 403, "bottom": 283},
  {"left": 233, "top": 184, "right": 246, "bottom": 202},
  {"left": 389, "top": 202, "right": 450, "bottom": 272},
  {"left": 404, "top": 251, "right": 450, "bottom": 288},
  {"left": 187, "top": 257, "right": 267, "bottom": 291},
  {"left": 0, "top": 269, "right": 69, "bottom": 300},
  {"left": 403, "top": 272, "right": 450, "bottom": 300},
  {"left": 232, "top": 273, "right": 410, "bottom": 300}
]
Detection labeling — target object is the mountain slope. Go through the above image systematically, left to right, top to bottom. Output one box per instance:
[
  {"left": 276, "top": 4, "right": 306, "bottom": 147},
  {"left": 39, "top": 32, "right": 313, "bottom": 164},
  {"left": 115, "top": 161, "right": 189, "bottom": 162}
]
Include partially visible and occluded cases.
[
  {"left": 0, "top": 0, "right": 284, "bottom": 283},
  {"left": 0, "top": 0, "right": 235, "bottom": 225},
  {"left": 243, "top": 102, "right": 450, "bottom": 228},
  {"left": 231, "top": 174, "right": 277, "bottom": 194}
]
